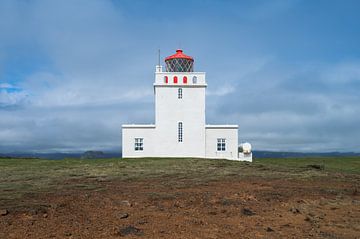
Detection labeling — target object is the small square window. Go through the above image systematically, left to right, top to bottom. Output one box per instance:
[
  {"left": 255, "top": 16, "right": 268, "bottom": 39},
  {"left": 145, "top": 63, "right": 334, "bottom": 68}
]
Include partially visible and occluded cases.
[
  {"left": 135, "top": 138, "right": 143, "bottom": 151},
  {"left": 217, "top": 138, "right": 226, "bottom": 151}
]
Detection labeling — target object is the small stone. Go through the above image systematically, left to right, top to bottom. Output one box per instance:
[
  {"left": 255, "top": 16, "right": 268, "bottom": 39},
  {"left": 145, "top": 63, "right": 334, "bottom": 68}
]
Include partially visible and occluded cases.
[
  {"left": 306, "top": 164, "right": 324, "bottom": 170},
  {"left": 121, "top": 200, "right": 131, "bottom": 207},
  {"left": 290, "top": 207, "right": 300, "bottom": 214},
  {"left": 242, "top": 208, "right": 255, "bottom": 216},
  {"left": 0, "top": 209, "right": 8, "bottom": 216},
  {"left": 43, "top": 213, "right": 48, "bottom": 218},
  {"left": 119, "top": 213, "right": 129, "bottom": 219},
  {"left": 305, "top": 216, "right": 311, "bottom": 221},
  {"left": 138, "top": 219, "right": 148, "bottom": 225},
  {"left": 116, "top": 225, "right": 143, "bottom": 236},
  {"left": 266, "top": 227, "right": 274, "bottom": 232}
]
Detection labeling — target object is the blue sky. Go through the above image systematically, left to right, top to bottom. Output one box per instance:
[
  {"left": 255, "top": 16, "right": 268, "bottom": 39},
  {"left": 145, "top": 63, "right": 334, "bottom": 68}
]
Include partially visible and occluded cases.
[{"left": 1, "top": 0, "right": 360, "bottom": 153}]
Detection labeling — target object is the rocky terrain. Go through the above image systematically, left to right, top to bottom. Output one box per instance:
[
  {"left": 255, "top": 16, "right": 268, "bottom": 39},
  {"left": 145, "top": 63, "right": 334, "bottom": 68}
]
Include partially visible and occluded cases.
[{"left": 0, "top": 157, "right": 359, "bottom": 238}]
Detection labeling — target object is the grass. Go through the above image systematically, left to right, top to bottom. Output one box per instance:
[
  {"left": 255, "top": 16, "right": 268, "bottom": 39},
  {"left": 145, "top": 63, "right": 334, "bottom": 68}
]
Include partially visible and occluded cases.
[
  {"left": 0, "top": 156, "right": 359, "bottom": 206},
  {"left": 256, "top": 156, "right": 360, "bottom": 174}
]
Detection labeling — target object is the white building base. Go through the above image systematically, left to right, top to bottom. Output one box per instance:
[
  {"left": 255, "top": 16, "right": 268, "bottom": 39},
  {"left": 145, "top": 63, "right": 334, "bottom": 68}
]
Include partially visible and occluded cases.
[{"left": 237, "top": 152, "right": 253, "bottom": 162}]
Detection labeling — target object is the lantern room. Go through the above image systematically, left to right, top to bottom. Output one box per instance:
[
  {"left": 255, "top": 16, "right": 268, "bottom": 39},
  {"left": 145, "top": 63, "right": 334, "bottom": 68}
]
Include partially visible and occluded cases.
[{"left": 165, "top": 49, "right": 194, "bottom": 72}]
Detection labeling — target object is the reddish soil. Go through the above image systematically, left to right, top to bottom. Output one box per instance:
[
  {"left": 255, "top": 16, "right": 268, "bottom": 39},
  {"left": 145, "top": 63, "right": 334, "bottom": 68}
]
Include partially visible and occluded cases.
[{"left": 1, "top": 176, "right": 360, "bottom": 239}]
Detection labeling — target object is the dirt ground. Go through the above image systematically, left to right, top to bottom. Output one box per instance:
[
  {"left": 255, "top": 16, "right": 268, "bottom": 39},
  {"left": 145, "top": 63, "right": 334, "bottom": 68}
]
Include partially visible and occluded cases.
[{"left": 1, "top": 175, "right": 359, "bottom": 239}]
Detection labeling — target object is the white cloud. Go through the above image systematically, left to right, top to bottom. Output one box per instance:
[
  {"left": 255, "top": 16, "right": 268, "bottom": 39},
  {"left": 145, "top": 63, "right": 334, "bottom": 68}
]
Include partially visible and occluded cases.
[
  {"left": 0, "top": 0, "right": 359, "bottom": 153},
  {"left": 322, "top": 62, "right": 360, "bottom": 84},
  {"left": 0, "top": 83, "right": 14, "bottom": 89},
  {"left": 207, "top": 85, "right": 235, "bottom": 96},
  {"left": 0, "top": 87, "right": 29, "bottom": 107}
]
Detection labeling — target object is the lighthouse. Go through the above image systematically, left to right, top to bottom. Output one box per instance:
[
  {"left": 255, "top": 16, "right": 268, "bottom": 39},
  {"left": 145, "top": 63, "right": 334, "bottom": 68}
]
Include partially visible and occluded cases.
[{"left": 122, "top": 49, "right": 252, "bottom": 161}]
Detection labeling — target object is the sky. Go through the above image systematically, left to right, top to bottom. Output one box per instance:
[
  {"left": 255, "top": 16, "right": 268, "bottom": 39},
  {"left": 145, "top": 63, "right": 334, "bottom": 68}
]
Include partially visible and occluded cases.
[{"left": 1, "top": 0, "right": 360, "bottom": 153}]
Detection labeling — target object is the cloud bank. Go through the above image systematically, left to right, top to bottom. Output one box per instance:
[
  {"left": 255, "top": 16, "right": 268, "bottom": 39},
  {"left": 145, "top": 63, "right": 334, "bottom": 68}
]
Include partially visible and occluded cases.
[{"left": 0, "top": 0, "right": 359, "bottom": 153}]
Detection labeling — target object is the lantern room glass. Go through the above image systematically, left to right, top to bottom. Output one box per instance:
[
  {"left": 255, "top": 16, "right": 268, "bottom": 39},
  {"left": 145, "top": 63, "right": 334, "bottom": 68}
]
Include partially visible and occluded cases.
[{"left": 165, "top": 58, "right": 194, "bottom": 72}]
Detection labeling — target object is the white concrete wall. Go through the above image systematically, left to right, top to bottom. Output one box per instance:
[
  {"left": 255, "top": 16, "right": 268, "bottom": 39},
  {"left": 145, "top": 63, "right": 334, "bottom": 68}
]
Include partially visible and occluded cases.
[
  {"left": 154, "top": 72, "right": 206, "bottom": 157},
  {"left": 122, "top": 125, "right": 155, "bottom": 158},
  {"left": 122, "top": 125, "right": 240, "bottom": 159},
  {"left": 205, "top": 126, "right": 238, "bottom": 160}
]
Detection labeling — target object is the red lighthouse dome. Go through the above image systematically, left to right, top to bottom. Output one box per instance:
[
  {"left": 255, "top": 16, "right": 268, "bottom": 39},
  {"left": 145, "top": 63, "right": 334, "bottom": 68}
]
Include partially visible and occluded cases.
[{"left": 165, "top": 49, "right": 194, "bottom": 72}]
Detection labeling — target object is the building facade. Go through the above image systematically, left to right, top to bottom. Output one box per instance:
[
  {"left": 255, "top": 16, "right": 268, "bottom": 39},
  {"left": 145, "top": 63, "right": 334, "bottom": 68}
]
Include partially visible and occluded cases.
[{"left": 122, "top": 49, "right": 252, "bottom": 161}]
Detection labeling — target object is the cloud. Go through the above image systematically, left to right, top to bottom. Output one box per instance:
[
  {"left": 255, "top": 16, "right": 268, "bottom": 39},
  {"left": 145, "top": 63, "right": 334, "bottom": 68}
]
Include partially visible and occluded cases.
[
  {"left": 0, "top": 0, "right": 359, "bottom": 153},
  {"left": 207, "top": 59, "right": 360, "bottom": 152},
  {"left": 0, "top": 83, "right": 29, "bottom": 109},
  {"left": 0, "top": 83, "right": 13, "bottom": 88},
  {"left": 207, "top": 85, "right": 235, "bottom": 96}
]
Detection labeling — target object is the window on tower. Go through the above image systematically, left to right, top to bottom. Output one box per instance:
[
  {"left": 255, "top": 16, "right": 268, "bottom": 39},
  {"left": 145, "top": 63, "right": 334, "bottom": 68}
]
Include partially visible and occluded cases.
[
  {"left": 164, "top": 76, "right": 168, "bottom": 83},
  {"left": 174, "top": 76, "right": 178, "bottom": 84},
  {"left": 183, "top": 76, "right": 187, "bottom": 84},
  {"left": 192, "top": 76, "right": 197, "bottom": 84},
  {"left": 178, "top": 88, "right": 182, "bottom": 99},
  {"left": 178, "top": 122, "right": 183, "bottom": 142},
  {"left": 134, "top": 138, "right": 143, "bottom": 151},
  {"left": 217, "top": 138, "right": 226, "bottom": 151}
]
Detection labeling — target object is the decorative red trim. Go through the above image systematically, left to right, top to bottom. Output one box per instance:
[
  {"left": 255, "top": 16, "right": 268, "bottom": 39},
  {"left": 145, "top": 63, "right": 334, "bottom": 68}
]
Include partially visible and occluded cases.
[
  {"left": 165, "top": 49, "right": 194, "bottom": 61},
  {"left": 165, "top": 76, "right": 168, "bottom": 83},
  {"left": 174, "top": 76, "right": 178, "bottom": 84},
  {"left": 183, "top": 76, "right": 187, "bottom": 84}
]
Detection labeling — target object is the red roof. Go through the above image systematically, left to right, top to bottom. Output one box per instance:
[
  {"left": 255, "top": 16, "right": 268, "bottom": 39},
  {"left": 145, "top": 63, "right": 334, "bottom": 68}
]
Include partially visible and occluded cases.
[{"left": 165, "top": 49, "right": 194, "bottom": 61}]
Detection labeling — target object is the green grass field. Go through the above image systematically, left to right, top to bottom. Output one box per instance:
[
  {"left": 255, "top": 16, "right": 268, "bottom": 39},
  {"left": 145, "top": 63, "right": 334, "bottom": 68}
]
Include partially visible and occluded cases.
[
  {"left": 0, "top": 157, "right": 359, "bottom": 205},
  {"left": 257, "top": 157, "right": 360, "bottom": 174}
]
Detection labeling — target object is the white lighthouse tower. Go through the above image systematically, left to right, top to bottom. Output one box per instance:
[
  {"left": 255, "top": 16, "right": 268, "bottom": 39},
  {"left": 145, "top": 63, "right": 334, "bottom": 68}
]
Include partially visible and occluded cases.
[{"left": 122, "top": 49, "right": 252, "bottom": 161}]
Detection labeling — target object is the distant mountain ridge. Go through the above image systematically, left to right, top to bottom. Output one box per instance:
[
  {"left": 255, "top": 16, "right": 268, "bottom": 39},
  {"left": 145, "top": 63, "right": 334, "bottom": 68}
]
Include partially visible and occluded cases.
[
  {"left": 1, "top": 151, "right": 359, "bottom": 160},
  {"left": 0, "top": 152, "right": 121, "bottom": 160}
]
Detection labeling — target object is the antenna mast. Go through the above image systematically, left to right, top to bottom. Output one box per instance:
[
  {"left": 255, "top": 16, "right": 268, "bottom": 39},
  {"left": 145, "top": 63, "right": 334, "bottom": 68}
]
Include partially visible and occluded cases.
[{"left": 158, "top": 49, "right": 160, "bottom": 66}]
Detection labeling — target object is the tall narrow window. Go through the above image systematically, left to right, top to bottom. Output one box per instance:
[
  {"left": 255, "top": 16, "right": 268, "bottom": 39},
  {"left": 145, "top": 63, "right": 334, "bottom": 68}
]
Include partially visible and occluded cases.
[
  {"left": 164, "top": 76, "right": 168, "bottom": 83},
  {"left": 173, "top": 76, "right": 178, "bottom": 84},
  {"left": 183, "top": 76, "right": 187, "bottom": 84},
  {"left": 192, "top": 76, "right": 197, "bottom": 84},
  {"left": 178, "top": 88, "right": 182, "bottom": 99},
  {"left": 178, "top": 122, "right": 183, "bottom": 142},
  {"left": 134, "top": 138, "right": 143, "bottom": 151},
  {"left": 217, "top": 138, "right": 226, "bottom": 151}
]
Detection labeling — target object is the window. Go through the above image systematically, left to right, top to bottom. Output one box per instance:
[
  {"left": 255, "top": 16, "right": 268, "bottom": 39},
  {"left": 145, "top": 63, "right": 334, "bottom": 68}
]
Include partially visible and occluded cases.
[
  {"left": 164, "top": 76, "right": 168, "bottom": 83},
  {"left": 173, "top": 76, "right": 178, "bottom": 84},
  {"left": 183, "top": 76, "right": 187, "bottom": 84},
  {"left": 192, "top": 76, "right": 197, "bottom": 84},
  {"left": 178, "top": 88, "right": 182, "bottom": 99},
  {"left": 178, "top": 122, "right": 183, "bottom": 142},
  {"left": 134, "top": 138, "right": 143, "bottom": 151},
  {"left": 217, "top": 138, "right": 226, "bottom": 151}
]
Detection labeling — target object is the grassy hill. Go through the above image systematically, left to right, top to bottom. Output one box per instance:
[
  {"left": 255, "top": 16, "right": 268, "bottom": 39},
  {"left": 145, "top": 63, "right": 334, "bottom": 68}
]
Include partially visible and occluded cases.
[{"left": 1, "top": 157, "right": 359, "bottom": 205}]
